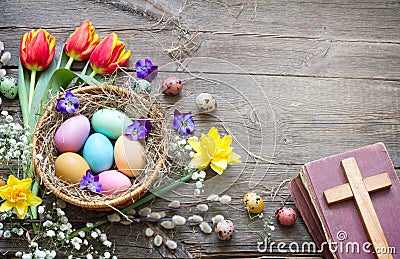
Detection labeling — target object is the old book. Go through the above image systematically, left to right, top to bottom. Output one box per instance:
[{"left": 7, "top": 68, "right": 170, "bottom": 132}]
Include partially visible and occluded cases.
[{"left": 289, "top": 143, "right": 400, "bottom": 259}]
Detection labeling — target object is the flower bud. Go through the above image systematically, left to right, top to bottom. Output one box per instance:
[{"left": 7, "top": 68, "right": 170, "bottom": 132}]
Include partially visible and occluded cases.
[
  {"left": 65, "top": 20, "right": 99, "bottom": 61},
  {"left": 20, "top": 29, "right": 55, "bottom": 71},
  {"left": 89, "top": 33, "right": 130, "bottom": 75}
]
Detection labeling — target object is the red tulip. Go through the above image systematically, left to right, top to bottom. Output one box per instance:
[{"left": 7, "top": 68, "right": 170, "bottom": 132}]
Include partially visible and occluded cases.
[
  {"left": 65, "top": 20, "right": 99, "bottom": 62},
  {"left": 20, "top": 29, "right": 55, "bottom": 72},
  {"left": 89, "top": 33, "right": 131, "bottom": 76}
]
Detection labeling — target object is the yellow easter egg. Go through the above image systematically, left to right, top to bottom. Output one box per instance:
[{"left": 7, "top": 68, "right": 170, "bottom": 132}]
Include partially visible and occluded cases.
[
  {"left": 114, "top": 135, "right": 145, "bottom": 177},
  {"left": 55, "top": 152, "right": 90, "bottom": 184}
]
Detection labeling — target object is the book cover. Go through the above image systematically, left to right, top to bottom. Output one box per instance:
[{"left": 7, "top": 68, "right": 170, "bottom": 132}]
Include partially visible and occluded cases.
[{"left": 290, "top": 143, "right": 400, "bottom": 258}]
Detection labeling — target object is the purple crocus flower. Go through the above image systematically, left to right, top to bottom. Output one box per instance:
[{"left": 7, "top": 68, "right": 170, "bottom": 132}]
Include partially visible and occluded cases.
[
  {"left": 135, "top": 58, "right": 158, "bottom": 82},
  {"left": 56, "top": 91, "right": 79, "bottom": 113},
  {"left": 172, "top": 109, "right": 195, "bottom": 136},
  {"left": 125, "top": 120, "right": 148, "bottom": 141},
  {"left": 79, "top": 170, "right": 102, "bottom": 193}
]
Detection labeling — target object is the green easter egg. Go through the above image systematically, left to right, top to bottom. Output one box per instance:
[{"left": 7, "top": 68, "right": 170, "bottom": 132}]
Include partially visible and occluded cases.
[
  {"left": 0, "top": 76, "right": 18, "bottom": 99},
  {"left": 91, "top": 108, "right": 133, "bottom": 139}
]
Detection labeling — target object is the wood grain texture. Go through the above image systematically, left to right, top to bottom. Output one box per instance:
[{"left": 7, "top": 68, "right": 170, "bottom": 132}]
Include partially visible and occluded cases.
[{"left": 1, "top": 0, "right": 399, "bottom": 258}]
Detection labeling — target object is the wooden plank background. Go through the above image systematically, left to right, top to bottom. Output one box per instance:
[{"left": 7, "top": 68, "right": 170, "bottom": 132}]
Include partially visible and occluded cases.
[{"left": 1, "top": 0, "right": 399, "bottom": 258}]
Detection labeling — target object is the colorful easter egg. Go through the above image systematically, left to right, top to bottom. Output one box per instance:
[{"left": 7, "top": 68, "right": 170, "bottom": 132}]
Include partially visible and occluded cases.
[
  {"left": 161, "top": 77, "right": 183, "bottom": 95},
  {"left": 91, "top": 108, "right": 132, "bottom": 139},
  {"left": 54, "top": 115, "right": 90, "bottom": 153},
  {"left": 114, "top": 135, "right": 145, "bottom": 177},
  {"left": 55, "top": 152, "right": 90, "bottom": 184},
  {"left": 98, "top": 170, "right": 132, "bottom": 195}
]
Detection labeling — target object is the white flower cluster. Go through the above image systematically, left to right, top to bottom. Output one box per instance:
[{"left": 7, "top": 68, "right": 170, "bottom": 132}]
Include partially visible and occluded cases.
[
  {"left": 0, "top": 111, "right": 33, "bottom": 173},
  {"left": 168, "top": 136, "right": 196, "bottom": 169},
  {"left": 14, "top": 202, "right": 116, "bottom": 258}
]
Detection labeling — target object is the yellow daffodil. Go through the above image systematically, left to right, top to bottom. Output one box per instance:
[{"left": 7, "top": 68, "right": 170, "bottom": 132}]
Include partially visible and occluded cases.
[
  {"left": 188, "top": 127, "right": 241, "bottom": 174},
  {"left": 0, "top": 175, "right": 42, "bottom": 219}
]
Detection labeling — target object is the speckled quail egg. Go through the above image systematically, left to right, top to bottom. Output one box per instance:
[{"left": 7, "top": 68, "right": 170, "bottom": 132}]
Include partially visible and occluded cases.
[
  {"left": 161, "top": 77, "right": 183, "bottom": 95},
  {"left": 196, "top": 93, "right": 216, "bottom": 112},
  {"left": 243, "top": 192, "right": 264, "bottom": 214},
  {"left": 275, "top": 206, "right": 297, "bottom": 226},
  {"left": 215, "top": 220, "right": 235, "bottom": 240}
]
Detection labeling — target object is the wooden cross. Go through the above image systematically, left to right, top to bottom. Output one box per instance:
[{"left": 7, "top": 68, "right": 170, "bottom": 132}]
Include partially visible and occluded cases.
[{"left": 323, "top": 157, "right": 393, "bottom": 259}]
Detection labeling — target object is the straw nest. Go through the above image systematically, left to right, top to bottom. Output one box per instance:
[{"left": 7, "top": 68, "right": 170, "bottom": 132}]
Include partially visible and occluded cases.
[{"left": 32, "top": 84, "right": 169, "bottom": 210}]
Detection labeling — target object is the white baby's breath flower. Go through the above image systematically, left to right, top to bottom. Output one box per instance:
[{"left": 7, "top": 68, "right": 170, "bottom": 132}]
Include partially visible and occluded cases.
[
  {"left": 1, "top": 110, "right": 8, "bottom": 116},
  {"left": 177, "top": 139, "right": 186, "bottom": 146},
  {"left": 184, "top": 144, "right": 192, "bottom": 151},
  {"left": 191, "top": 171, "right": 199, "bottom": 180},
  {"left": 198, "top": 171, "right": 206, "bottom": 179},
  {"left": 195, "top": 181, "right": 203, "bottom": 189},
  {"left": 194, "top": 188, "right": 201, "bottom": 195},
  {"left": 219, "top": 195, "right": 232, "bottom": 204},
  {"left": 168, "top": 201, "right": 180, "bottom": 208},
  {"left": 196, "top": 204, "right": 209, "bottom": 212},
  {"left": 38, "top": 206, "right": 45, "bottom": 214},
  {"left": 138, "top": 207, "right": 151, "bottom": 216},
  {"left": 56, "top": 208, "right": 65, "bottom": 216},
  {"left": 107, "top": 213, "right": 121, "bottom": 223},
  {"left": 172, "top": 215, "right": 186, "bottom": 225},
  {"left": 188, "top": 215, "right": 203, "bottom": 224},
  {"left": 211, "top": 215, "right": 225, "bottom": 224},
  {"left": 60, "top": 216, "right": 68, "bottom": 224},
  {"left": 43, "top": 220, "right": 53, "bottom": 227},
  {"left": 160, "top": 220, "right": 175, "bottom": 229},
  {"left": 86, "top": 222, "right": 94, "bottom": 229},
  {"left": 200, "top": 222, "right": 212, "bottom": 234},
  {"left": 269, "top": 225, "right": 275, "bottom": 231},
  {"left": 145, "top": 228, "right": 154, "bottom": 237},
  {"left": 3, "top": 230, "right": 11, "bottom": 238},
  {"left": 46, "top": 230, "right": 55, "bottom": 237},
  {"left": 57, "top": 231, "right": 65, "bottom": 240},
  {"left": 78, "top": 231, "right": 86, "bottom": 238},
  {"left": 91, "top": 231, "right": 99, "bottom": 239},
  {"left": 99, "top": 233, "right": 107, "bottom": 242},
  {"left": 154, "top": 235, "right": 163, "bottom": 247},
  {"left": 83, "top": 239, "right": 88, "bottom": 246},
  {"left": 103, "top": 240, "right": 112, "bottom": 248},
  {"left": 166, "top": 240, "right": 177, "bottom": 250},
  {"left": 29, "top": 242, "right": 38, "bottom": 248},
  {"left": 74, "top": 243, "right": 81, "bottom": 251},
  {"left": 34, "top": 250, "right": 46, "bottom": 259},
  {"left": 47, "top": 250, "right": 56, "bottom": 258},
  {"left": 15, "top": 251, "right": 22, "bottom": 257},
  {"left": 104, "top": 252, "right": 111, "bottom": 258},
  {"left": 86, "top": 255, "right": 93, "bottom": 259}
]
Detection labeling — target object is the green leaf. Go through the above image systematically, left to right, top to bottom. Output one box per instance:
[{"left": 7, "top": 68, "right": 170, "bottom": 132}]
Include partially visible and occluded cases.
[
  {"left": 57, "top": 46, "right": 69, "bottom": 69},
  {"left": 17, "top": 59, "right": 30, "bottom": 127},
  {"left": 28, "top": 59, "right": 57, "bottom": 130}
]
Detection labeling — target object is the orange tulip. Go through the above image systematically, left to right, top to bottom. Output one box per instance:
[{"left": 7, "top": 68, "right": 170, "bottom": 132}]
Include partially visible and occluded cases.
[
  {"left": 65, "top": 20, "right": 99, "bottom": 62},
  {"left": 20, "top": 29, "right": 55, "bottom": 72},
  {"left": 89, "top": 33, "right": 131, "bottom": 76}
]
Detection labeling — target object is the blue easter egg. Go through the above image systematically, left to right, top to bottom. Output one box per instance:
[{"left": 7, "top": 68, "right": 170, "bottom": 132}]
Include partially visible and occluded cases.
[{"left": 83, "top": 133, "right": 114, "bottom": 173}]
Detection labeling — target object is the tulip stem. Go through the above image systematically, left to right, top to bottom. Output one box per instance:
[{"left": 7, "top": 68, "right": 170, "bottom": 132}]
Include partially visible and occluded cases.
[
  {"left": 65, "top": 56, "right": 74, "bottom": 70},
  {"left": 28, "top": 70, "right": 37, "bottom": 114},
  {"left": 89, "top": 70, "right": 97, "bottom": 78}
]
